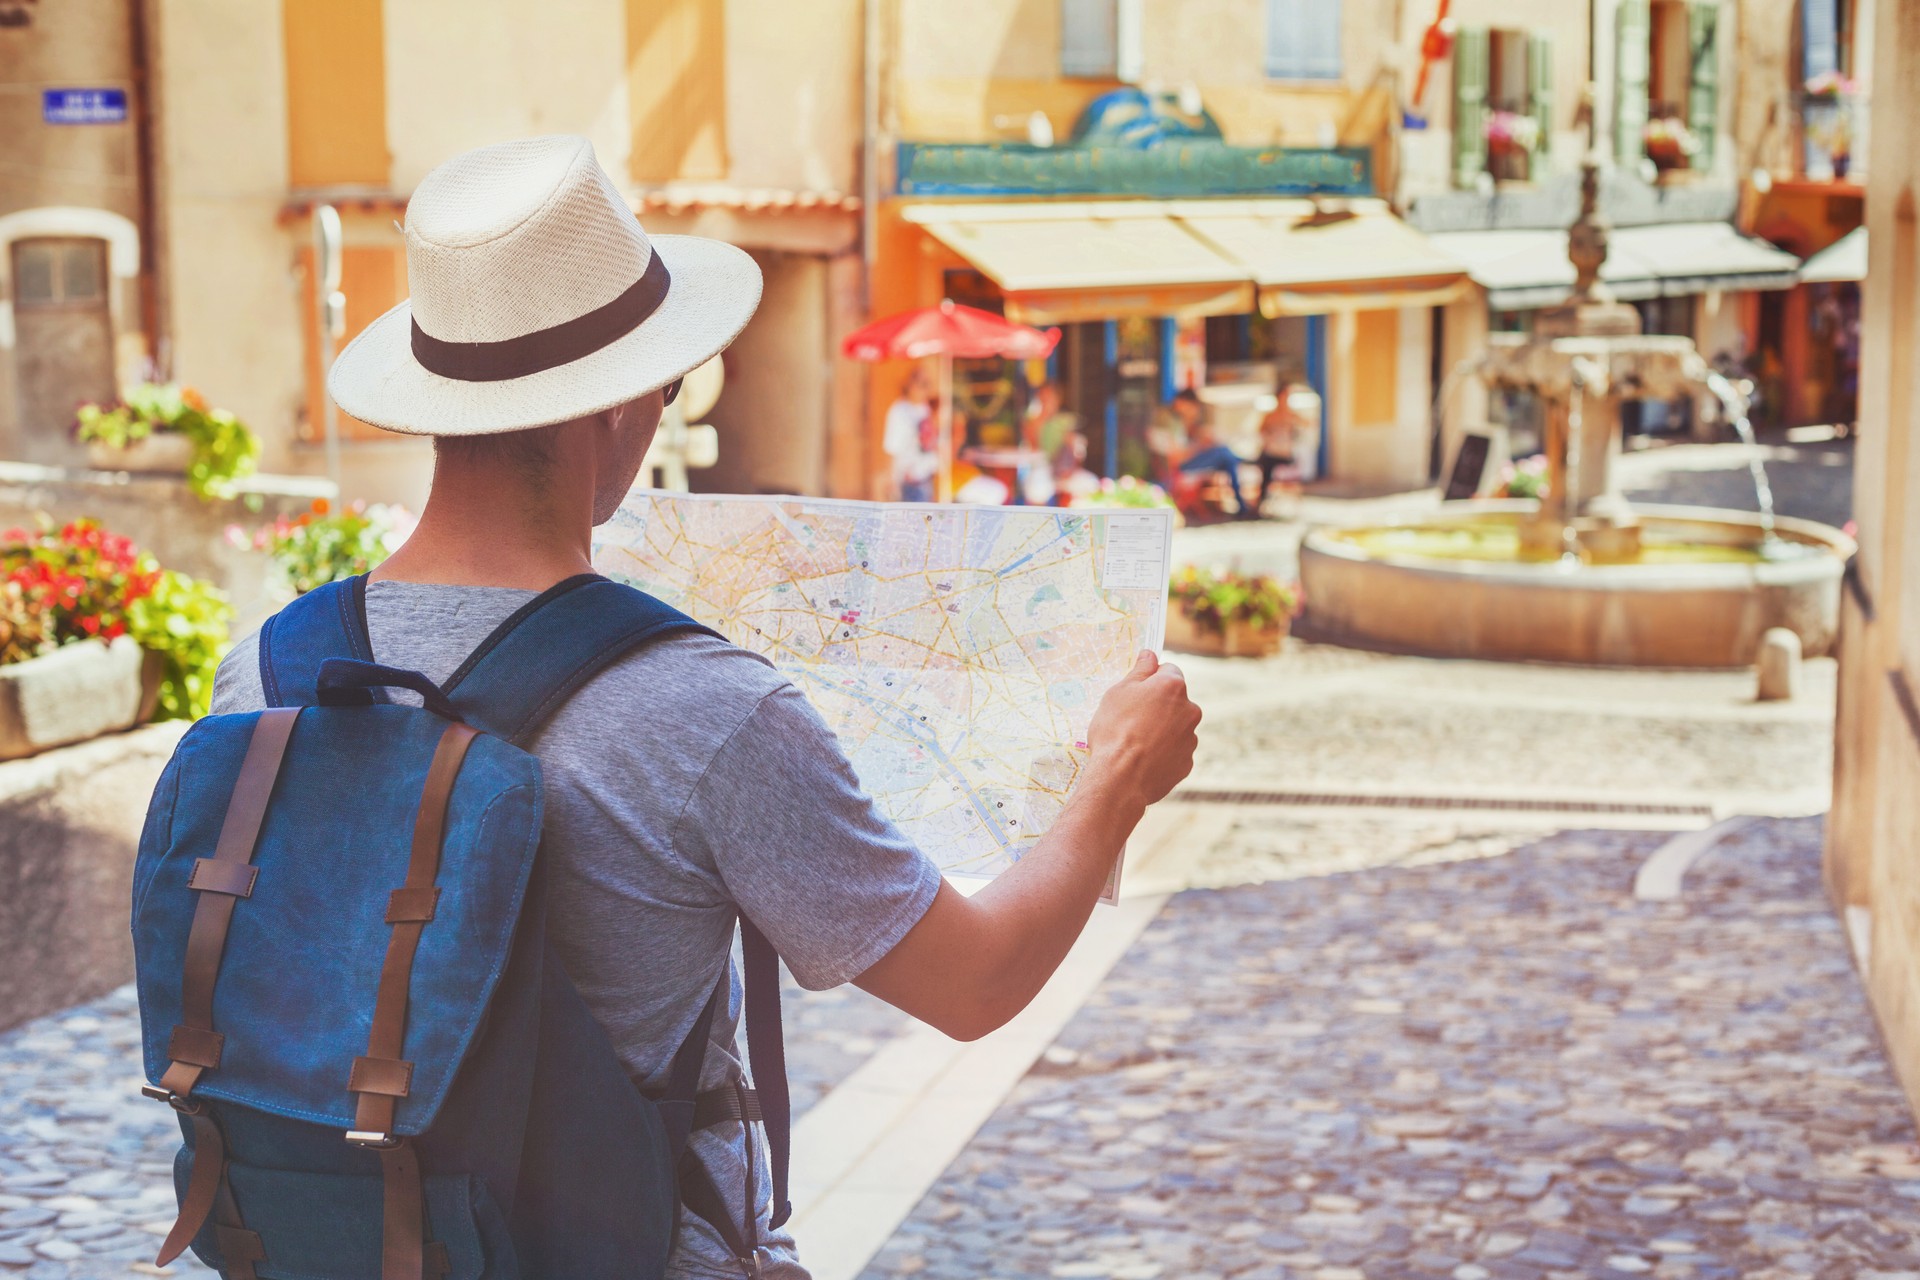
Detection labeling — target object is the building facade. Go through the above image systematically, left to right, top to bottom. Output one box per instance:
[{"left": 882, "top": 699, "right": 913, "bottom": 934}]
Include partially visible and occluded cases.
[
  {"left": 0, "top": 0, "right": 155, "bottom": 468},
  {"left": 5, "top": 0, "right": 868, "bottom": 504},
  {"left": 868, "top": 0, "right": 1464, "bottom": 495},
  {"left": 1409, "top": 0, "right": 1809, "bottom": 473},
  {"left": 1825, "top": 0, "right": 1919, "bottom": 1115}
]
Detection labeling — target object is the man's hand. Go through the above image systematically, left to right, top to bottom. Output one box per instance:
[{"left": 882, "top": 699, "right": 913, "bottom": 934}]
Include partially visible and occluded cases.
[
  {"left": 856, "top": 649, "right": 1202, "bottom": 1040},
  {"left": 1083, "top": 650, "right": 1202, "bottom": 814}
]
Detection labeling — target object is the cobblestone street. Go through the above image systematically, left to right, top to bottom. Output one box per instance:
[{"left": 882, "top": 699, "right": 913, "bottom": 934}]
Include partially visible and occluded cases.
[{"left": 862, "top": 818, "right": 1920, "bottom": 1280}]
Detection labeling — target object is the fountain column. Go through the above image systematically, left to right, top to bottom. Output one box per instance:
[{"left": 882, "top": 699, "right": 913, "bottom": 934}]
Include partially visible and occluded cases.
[{"left": 1516, "top": 122, "right": 1647, "bottom": 564}]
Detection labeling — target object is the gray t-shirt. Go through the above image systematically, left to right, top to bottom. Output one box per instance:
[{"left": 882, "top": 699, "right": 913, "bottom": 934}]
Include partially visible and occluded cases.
[{"left": 212, "top": 580, "right": 944, "bottom": 1280}]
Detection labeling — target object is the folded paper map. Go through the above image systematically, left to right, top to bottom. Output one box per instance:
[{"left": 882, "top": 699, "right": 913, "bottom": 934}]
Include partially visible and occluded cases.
[{"left": 595, "top": 492, "right": 1172, "bottom": 895}]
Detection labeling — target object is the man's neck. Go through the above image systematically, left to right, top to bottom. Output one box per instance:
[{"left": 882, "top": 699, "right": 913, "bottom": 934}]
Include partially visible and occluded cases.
[{"left": 372, "top": 454, "right": 594, "bottom": 591}]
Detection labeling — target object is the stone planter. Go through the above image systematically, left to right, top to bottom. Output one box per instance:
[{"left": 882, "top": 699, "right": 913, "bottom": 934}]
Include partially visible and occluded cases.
[
  {"left": 87, "top": 431, "right": 195, "bottom": 474},
  {"left": 1165, "top": 607, "right": 1287, "bottom": 658},
  {"left": 0, "top": 637, "right": 161, "bottom": 762}
]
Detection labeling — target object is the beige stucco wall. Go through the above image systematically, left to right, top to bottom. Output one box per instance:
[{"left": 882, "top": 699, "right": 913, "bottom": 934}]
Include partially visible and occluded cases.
[
  {"left": 148, "top": 0, "right": 862, "bottom": 507},
  {"left": 890, "top": 0, "right": 1399, "bottom": 147},
  {"left": 1825, "top": 0, "right": 1920, "bottom": 1117},
  {"left": 700, "top": 250, "right": 831, "bottom": 496},
  {"left": 1328, "top": 305, "right": 1435, "bottom": 491}
]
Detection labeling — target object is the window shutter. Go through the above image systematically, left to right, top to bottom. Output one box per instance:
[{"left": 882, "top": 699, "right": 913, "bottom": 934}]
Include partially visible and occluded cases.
[
  {"left": 1061, "top": 0, "right": 1118, "bottom": 78},
  {"left": 1267, "top": 0, "right": 1342, "bottom": 81},
  {"left": 1614, "top": 0, "right": 1650, "bottom": 170},
  {"left": 1802, "top": 0, "right": 1839, "bottom": 80},
  {"left": 1688, "top": 2, "right": 1719, "bottom": 170},
  {"left": 1452, "top": 26, "right": 1489, "bottom": 189},
  {"left": 1529, "top": 32, "right": 1554, "bottom": 182}
]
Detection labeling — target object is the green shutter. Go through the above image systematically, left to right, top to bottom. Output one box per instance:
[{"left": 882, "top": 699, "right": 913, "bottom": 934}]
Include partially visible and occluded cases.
[
  {"left": 1615, "top": 0, "right": 1650, "bottom": 170},
  {"left": 1688, "top": 2, "right": 1719, "bottom": 170},
  {"left": 1453, "top": 26, "right": 1489, "bottom": 189},
  {"left": 1529, "top": 32, "right": 1554, "bottom": 182}
]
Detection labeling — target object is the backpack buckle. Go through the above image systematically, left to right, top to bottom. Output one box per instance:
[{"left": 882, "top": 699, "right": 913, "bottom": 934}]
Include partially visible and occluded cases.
[
  {"left": 139, "top": 1084, "right": 204, "bottom": 1115},
  {"left": 345, "top": 1129, "right": 400, "bottom": 1148}
]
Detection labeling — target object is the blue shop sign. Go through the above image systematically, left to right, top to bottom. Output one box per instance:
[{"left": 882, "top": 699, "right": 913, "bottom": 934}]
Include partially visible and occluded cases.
[{"left": 43, "top": 88, "right": 128, "bottom": 125}]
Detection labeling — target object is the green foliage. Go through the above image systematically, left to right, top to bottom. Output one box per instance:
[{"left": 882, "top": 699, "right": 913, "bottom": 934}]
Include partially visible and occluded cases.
[
  {"left": 75, "top": 383, "right": 262, "bottom": 502},
  {"left": 243, "top": 501, "right": 413, "bottom": 595},
  {"left": 1169, "top": 565, "right": 1298, "bottom": 632},
  {"left": 126, "top": 569, "right": 233, "bottom": 721}
]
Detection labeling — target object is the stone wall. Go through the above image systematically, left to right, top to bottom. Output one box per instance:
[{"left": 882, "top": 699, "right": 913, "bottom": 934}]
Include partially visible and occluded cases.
[
  {"left": 0, "top": 462, "right": 331, "bottom": 632},
  {"left": 0, "top": 722, "right": 185, "bottom": 1033}
]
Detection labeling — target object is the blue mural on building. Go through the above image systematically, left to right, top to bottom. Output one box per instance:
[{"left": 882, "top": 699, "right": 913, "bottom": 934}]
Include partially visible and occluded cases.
[{"left": 896, "top": 88, "right": 1373, "bottom": 199}]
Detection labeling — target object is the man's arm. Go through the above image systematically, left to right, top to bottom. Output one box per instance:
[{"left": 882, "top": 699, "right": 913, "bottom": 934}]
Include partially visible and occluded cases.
[{"left": 854, "top": 650, "right": 1200, "bottom": 1040}]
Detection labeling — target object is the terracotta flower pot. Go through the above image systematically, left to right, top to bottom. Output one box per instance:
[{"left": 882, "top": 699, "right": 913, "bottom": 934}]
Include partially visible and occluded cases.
[
  {"left": 87, "top": 431, "right": 195, "bottom": 474},
  {"left": 1164, "top": 607, "right": 1288, "bottom": 658}
]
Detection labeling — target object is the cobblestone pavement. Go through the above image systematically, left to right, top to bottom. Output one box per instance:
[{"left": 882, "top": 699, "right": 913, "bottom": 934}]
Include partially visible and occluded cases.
[
  {"left": 1180, "top": 641, "right": 1834, "bottom": 809},
  {"left": 861, "top": 817, "right": 1920, "bottom": 1280},
  {"left": 0, "top": 976, "right": 906, "bottom": 1277}
]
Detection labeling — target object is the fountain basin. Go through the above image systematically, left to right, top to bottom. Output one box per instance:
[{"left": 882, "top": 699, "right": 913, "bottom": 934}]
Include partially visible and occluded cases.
[{"left": 1298, "top": 502, "right": 1855, "bottom": 667}]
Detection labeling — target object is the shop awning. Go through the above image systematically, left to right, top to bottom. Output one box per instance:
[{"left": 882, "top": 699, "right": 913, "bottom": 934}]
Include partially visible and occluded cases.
[
  {"left": 1171, "top": 199, "right": 1471, "bottom": 316},
  {"left": 901, "top": 201, "right": 1253, "bottom": 326},
  {"left": 1429, "top": 222, "right": 1801, "bottom": 311},
  {"left": 1800, "top": 226, "right": 1866, "bottom": 284}
]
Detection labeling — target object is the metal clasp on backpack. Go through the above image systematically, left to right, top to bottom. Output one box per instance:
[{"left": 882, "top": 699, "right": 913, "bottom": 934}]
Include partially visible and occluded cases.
[
  {"left": 139, "top": 1084, "right": 205, "bottom": 1115},
  {"left": 345, "top": 1129, "right": 400, "bottom": 1148}
]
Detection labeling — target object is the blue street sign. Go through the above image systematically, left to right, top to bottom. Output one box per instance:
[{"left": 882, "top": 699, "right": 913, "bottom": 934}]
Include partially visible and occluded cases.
[{"left": 42, "top": 88, "right": 128, "bottom": 125}]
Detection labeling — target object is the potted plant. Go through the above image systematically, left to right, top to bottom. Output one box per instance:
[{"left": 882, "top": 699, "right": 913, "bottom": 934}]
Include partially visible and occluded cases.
[
  {"left": 1485, "top": 110, "right": 1541, "bottom": 180},
  {"left": 1643, "top": 117, "right": 1699, "bottom": 173},
  {"left": 75, "top": 383, "right": 262, "bottom": 501},
  {"left": 1496, "top": 454, "right": 1550, "bottom": 501},
  {"left": 234, "top": 498, "right": 416, "bottom": 595},
  {"left": 0, "top": 519, "right": 231, "bottom": 759},
  {"left": 1165, "top": 565, "right": 1298, "bottom": 658}
]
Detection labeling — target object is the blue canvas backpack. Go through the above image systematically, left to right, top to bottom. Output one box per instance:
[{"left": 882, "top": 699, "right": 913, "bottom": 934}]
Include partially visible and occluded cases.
[{"left": 132, "top": 573, "right": 793, "bottom": 1280}]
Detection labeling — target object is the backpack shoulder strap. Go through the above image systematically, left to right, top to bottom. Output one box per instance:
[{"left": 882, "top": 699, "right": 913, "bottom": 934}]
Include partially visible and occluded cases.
[
  {"left": 443, "top": 573, "right": 718, "bottom": 746},
  {"left": 256, "top": 576, "right": 375, "bottom": 707}
]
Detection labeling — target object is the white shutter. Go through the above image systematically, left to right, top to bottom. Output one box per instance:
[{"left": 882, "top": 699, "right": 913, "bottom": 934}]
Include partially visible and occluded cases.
[
  {"left": 1062, "top": 0, "right": 1118, "bottom": 78},
  {"left": 1267, "top": 0, "right": 1342, "bottom": 82},
  {"left": 1802, "top": 0, "right": 1839, "bottom": 80}
]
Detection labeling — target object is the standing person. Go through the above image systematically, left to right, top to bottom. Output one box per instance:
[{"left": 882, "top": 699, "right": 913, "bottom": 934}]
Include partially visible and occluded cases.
[
  {"left": 207, "top": 136, "right": 1200, "bottom": 1280},
  {"left": 884, "top": 366, "right": 939, "bottom": 502},
  {"left": 1253, "top": 381, "right": 1307, "bottom": 514},
  {"left": 1167, "top": 389, "right": 1258, "bottom": 519}
]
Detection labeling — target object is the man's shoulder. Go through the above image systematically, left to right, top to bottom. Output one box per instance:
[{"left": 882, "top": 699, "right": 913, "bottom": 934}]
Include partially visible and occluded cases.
[{"left": 536, "top": 627, "right": 790, "bottom": 749}]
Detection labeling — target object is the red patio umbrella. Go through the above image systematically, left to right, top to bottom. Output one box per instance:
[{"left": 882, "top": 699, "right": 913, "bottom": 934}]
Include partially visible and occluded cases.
[{"left": 843, "top": 300, "right": 1061, "bottom": 501}]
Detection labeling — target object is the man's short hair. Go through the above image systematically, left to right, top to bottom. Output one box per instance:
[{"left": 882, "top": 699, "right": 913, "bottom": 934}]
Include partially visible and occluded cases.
[
  {"left": 1172, "top": 389, "right": 1202, "bottom": 407},
  {"left": 433, "top": 423, "right": 563, "bottom": 474}
]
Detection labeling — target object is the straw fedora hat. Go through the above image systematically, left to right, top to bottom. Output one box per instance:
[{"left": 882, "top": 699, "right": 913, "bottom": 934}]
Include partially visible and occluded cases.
[{"left": 328, "top": 135, "right": 762, "bottom": 436}]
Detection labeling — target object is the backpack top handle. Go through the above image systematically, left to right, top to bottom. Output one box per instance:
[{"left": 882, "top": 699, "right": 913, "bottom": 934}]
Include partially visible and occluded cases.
[{"left": 316, "top": 659, "right": 464, "bottom": 722}]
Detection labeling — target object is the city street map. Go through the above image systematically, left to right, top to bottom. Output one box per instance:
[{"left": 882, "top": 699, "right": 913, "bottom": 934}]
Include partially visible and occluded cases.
[{"left": 595, "top": 492, "right": 1172, "bottom": 894}]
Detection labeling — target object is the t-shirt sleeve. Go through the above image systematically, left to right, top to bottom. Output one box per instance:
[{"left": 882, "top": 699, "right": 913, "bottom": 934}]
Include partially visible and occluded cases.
[
  {"left": 210, "top": 629, "right": 266, "bottom": 715},
  {"left": 672, "top": 683, "right": 944, "bottom": 991}
]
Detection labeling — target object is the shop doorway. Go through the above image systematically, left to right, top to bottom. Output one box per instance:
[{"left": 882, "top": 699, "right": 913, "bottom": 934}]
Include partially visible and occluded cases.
[{"left": 10, "top": 237, "right": 115, "bottom": 460}]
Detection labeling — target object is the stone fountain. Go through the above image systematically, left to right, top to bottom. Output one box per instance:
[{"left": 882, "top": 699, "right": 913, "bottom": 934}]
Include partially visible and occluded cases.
[{"left": 1299, "top": 115, "right": 1854, "bottom": 668}]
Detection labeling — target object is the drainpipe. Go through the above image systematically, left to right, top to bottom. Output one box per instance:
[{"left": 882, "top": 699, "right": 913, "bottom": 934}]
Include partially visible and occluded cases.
[
  {"left": 127, "top": 0, "right": 167, "bottom": 378},
  {"left": 861, "top": 0, "right": 880, "bottom": 309}
]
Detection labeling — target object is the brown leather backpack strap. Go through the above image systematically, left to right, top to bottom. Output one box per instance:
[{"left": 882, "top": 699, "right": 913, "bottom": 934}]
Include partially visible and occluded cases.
[
  {"left": 155, "top": 708, "right": 301, "bottom": 1100},
  {"left": 344, "top": 720, "right": 476, "bottom": 1280},
  {"left": 348, "top": 720, "right": 478, "bottom": 1140},
  {"left": 155, "top": 1107, "right": 264, "bottom": 1277},
  {"left": 378, "top": 1141, "right": 427, "bottom": 1280}
]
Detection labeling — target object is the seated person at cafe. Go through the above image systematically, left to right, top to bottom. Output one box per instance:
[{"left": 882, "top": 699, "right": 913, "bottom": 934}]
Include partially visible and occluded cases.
[{"left": 1158, "top": 389, "right": 1258, "bottom": 519}]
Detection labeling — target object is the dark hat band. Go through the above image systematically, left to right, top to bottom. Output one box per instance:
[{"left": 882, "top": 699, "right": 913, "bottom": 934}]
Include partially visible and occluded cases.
[{"left": 410, "top": 251, "right": 671, "bottom": 383}]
